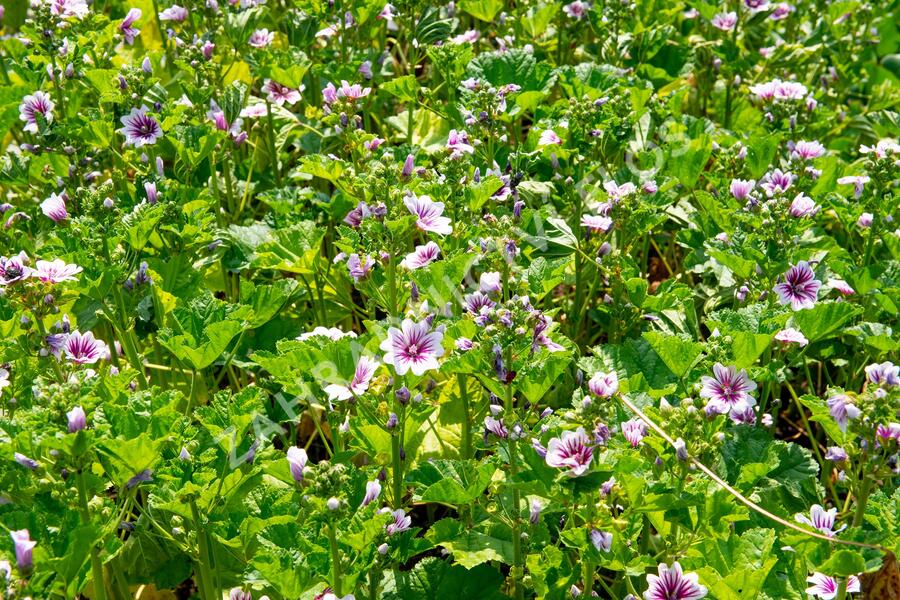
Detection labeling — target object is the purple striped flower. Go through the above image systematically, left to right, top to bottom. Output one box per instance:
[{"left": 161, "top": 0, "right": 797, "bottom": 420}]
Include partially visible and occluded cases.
[
  {"left": 49, "top": 0, "right": 90, "bottom": 18},
  {"left": 158, "top": 4, "right": 188, "bottom": 21},
  {"left": 120, "top": 8, "right": 142, "bottom": 44},
  {"left": 711, "top": 11, "right": 737, "bottom": 31},
  {"left": 248, "top": 28, "right": 273, "bottom": 48},
  {"left": 262, "top": 79, "right": 301, "bottom": 106},
  {"left": 19, "top": 92, "right": 54, "bottom": 134},
  {"left": 118, "top": 106, "right": 163, "bottom": 147},
  {"left": 447, "top": 129, "right": 475, "bottom": 155},
  {"left": 792, "top": 140, "right": 826, "bottom": 160},
  {"left": 760, "top": 169, "right": 794, "bottom": 197},
  {"left": 837, "top": 175, "right": 869, "bottom": 199},
  {"left": 730, "top": 178, "right": 755, "bottom": 201},
  {"left": 41, "top": 192, "right": 68, "bottom": 222},
  {"left": 789, "top": 193, "right": 818, "bottom": 218},
  {"left": 405, "top": 194, "right": 453, "bottom": 235},
  {"left": 581, "top": 214, "right": 613, "bottom": 233},
  {"left": 400, "top": 242, "right": 441, "bottom": 270},
  {"left": 0, "top": 252, "right": 31, "bottom": 285},
  {"left": 347, "top": 253, "right": 374, "bottom": 281},
  {"left": 774, "top": 261, "right": 821, "bottom": 310},
  {"left": 379, "top": 319, "right": 444, "bottom": 376},
  {"left": 774, "top": 327, "right": 808, "bottom": 347},
  {"left": 63, "top": 331, "right": 109, "bottom": 364},
  {"left": 323, "top": 356, "right": 378, "bottom": 401},
  {"left": 865, "top": 361, "right": 899, "bottom": 387},
  {"left": 700, "top": 363, "right": 757, "bottom": 414},
  {"left": 588, "top": 371, "right": 619, "bottom": 398},
  {"left": 826, "top": 394, "right": 860, "bottom": 433},
  {"left": 67, "top": 406, "right": 87, "bottom": 432},
  {"left": 622, "top": 419, "right": 647, "bottom": 447},
  {"left": 876, "top": 423, "right": 900, "bottom": 445},
  {"left": 545, "top": 428, "right": 593, "bottom": 476},
  {"left": 286, "top": 446, "right": 308, "bottom": 482},
  {"left": 825, "top": 447, "right": 847, "bottom": 462},
  {"left": 14, "top": 453, "right": 38, "bottom": 470},
  {"left": 360, "top": 479, "right": 382, "bottom": 507},
  {"left": 795, "top": 504, "right": 845, "bottom": 537},
  {"left": 384, "top": 508, "right": 411, "bottom": 535},
  {"left": 590, "top": 529, "right": 613, "bottom": 552},
  {"left": 10, "top": 530, "right": 36, "bottom": 572},
  {"left": 644, "top": 562, "right": 707, "bottom": 600},
  {"left": 805, "top": 573, "right": 859, "bottom": 599}
]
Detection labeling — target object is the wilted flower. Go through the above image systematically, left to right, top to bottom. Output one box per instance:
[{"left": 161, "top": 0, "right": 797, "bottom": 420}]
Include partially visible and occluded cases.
[
  {"left": 120, "top": 8, "right": 142, "bottom": 44},
  {"left": 19, "top": 91, "right": 55, "bottom": 134},
  {"left": 119, "top": 106, "right": 163, "bottom": 147},
  {"left": 447, "top": 129, "right": 475, "bottom": 154},
  {"left": 836, "top": 175, "right": 869, "bottom": 199},
  {"left": 41, "top": 192, "right": 68, "bottom": 222},
  {"left": 789, "top": 193, "right": 818, "bottom": 218},
  {"left": 405, "top": 194, "right": 453, "bottom": 235},
  {"left": 581, "top": 214, "right": 613, "bottom": 233},
  {"left": 400, "top": 242, "right": 441, "bottom": 270},
  {"left": 347, "top": 253, "right": 374, "bottom": 281},
  {"left": 774, "top": 261, "right": 821, "bottom": 310},
  {"left": 380, "top": 319, "right": 445, "bottom": 376},
  {"left": 774, "top": 327, "right": 808, "bottom": 346},
  {"left": 63, "top": 331, "right": 109, "bottom": 364},
  {"left": 324, "top": 356, "right": 379, "bottom": 401},
  {"left": 700, "top": 363, "right": 757, "bottom": 413},
  {"left": 587, "top": 370, "right": 619, "bottom": 397},
  {"left": 826, "top": 394, "right": 860, "bottom": 432},
  {"left": 67, "top": 406, "right": 87, "bottom": 432},
  {"left": 484, "top": 416, "right": 508, "bottom": 438},
  {"left": 545, "top": 428, "right": 593, "bottom": 476},
  {"left": 286, "top": 446, "right": 308, "bottom": 482},
  {"left": 825, "top": 447, "right": 847, "bottom": 462},
  {"left": 14, "top": 453, "right": 38, "bottom": 470},
  {"left": 126, "top": 469, "right": 153, "bottom": 488},
  {"left": 361, "top": 480, "right": 382, "bottom": 507},
  {"left": 530, "top": 499, "right": 542, "bottom": 524},
  {"left": 795, "top": 504, "right": 845, "bottom": 537},
  {"left": 590, "top": 529, "right": 613, "bottom": 552},
  {"left": 9, "top": 530, "right": 36, "bottom": 572},
  {"left": 643, "top": 562, "right": 707, "bottom": 600},
  {"left": 805, "top": 573, "right": 859, "bottom": 599}
]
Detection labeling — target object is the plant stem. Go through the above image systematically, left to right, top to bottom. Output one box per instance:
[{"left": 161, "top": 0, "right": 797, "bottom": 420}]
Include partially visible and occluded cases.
[
  {"left": 458, "top": 373, "right": 471, "bottom": 460},
  {"left": 504, "top": 382, "right": 524, "bottom": 600},
  {"left": 391, "top": 404, "right": 405, "bottom": 507},
  {"left": 76, "top": 470, "right": 107, "bottom": 600},
  {"left": 189, "top": 499, "right": 215, "bottom": 600},
  {"left": 328, "top": 521, "right": 343, "bottom": 596}
]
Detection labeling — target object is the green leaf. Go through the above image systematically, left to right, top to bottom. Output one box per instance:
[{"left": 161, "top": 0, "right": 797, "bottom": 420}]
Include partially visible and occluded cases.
[
  {"left": 458, "top": 0, "right": 504, "bottom": 21},
  {"left": 380, "top": 75, "right": 421, "bottom": 103},
  {"left": 793, "top": 302, "right": 863, "bottom": 342},
  {"left": 642, "top": 331, "right": 703, "bottom": 378},
  {"left": 415, "top": 460, "right": 496, "bottom": 505},
  {"left": 817, "top": 550, "right": 867, "bottom": 577}
]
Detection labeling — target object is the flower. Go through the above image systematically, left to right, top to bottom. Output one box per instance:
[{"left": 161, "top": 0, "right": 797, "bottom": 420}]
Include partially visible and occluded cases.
[
  {"left": 49, "top": 0, "right": 89, "bottom": 19},
  {"left": 563, "top": 1, "right": 590, "bottom": 19},
  {"left": 158, "top": 4, "right": 187, "bottom": 21},
  {"left": 120, "top": 8, "right": 142, "bottom": 44},
  {"left": 711, "top": 12, "right": 737, "bottom": 31},
  {"left": 248, "top": 28, "right": 274, "bottom": 47},
  {"left": 262, "top": 80, "right": 301, "bottom": 105},
  {"left": 336, "top": 80, "right": 372, "bottom": 101},
  {"left": 19, "top": 91, "right": 54, "bottom": 134},
  {"left": 118, "top": 106, "right": 163, "bottom": 147},
  {"left": 447, "top": 129, "right": 475, "bottom": 154},
  {"left": 538, "top": 129, "right": 562, "bottom": 146},
  {"left": 859, "top": 139, "right": 900, "bottom": 158},
  {"left": 792, "top": 140, "right": 826, "bottom": 160},
  {"left": 760, "top": 169, "right": 794, "bottom": 196},
  {"left": 837, "top": 175, "right": 870, "bottom": 199},
  {"left": 730, "top": 179, "right": 755, "bottom": 201},
  {"left": 604, "top": 180, "right": 637, "bottom": 201},
  {"left": 41, "top": 192, "right": 68, "bottom": 222},
  {"left": 789, "top": 193, "right": 818, "bottom": 218},
  {"left": 404, "top": 194, "right": 453, "bottom": 235},
  {"left": 857, "top": 212, "right": 873, "bottom": 228},
  {"left": 581, "top": 214, "right": 613, "bottom": 233},
  {"left": 400, "top": 242, "right": 441, "bottom": 270},
  {"left": 0, "top": 253, "right": 31, "bottom": 285},
  {"left": 346, "top": 254, "right": 374, "bottom": 281},
  {"left": 32, "top": 259, "right": 82, "bottom": 283},
  {"left": 774, "top": 261, "right": 821, "bottom": 310},
  {"left": 479, "top": 272, "right": 502, "bottom": 294},
  {"left": 829, "top": 278, "right": 855, "bottom": 296},
  {"left": 380, "top": 319, "right": 445, "bottom": 376},
  {"left": 774, "top": 327, "right": 808, "bottom": 346},
  {"left": 63, "top": 331, "right": 109, "bottom": 364},
  {"left": 324, "top": 356, "right": 379, "bottom": 401},
  {"left": 865, "top": 361, "right": 899, "bottom": 387},
  {"left": 700, "top": 363, "right": 757, "bottom": 414},
  {"left": 0, "top": 368, "right": 9, "bottom": 397},
  {"left": 588, "top": 371, "right": 619, "bottom": 397},
  {"left": 826, "top": 394, "right": 860, "bottom": 432},
  {"left": 67, "top": 406, "right": 87, "bottom": 432},
  {"left": 484, "top": 416, "right": 508, "bottom": 438},
  {"left": 622, "top": 419, "right": 647, "bottom": 447},
  {"left": 876, "top": 423, "right": 900, "bottom": 444},
  {"left": 545, "top": 428, "right": 593, "bottom": 476},
  {"left": 286, "top": 446, "right": 308, "bottom": 482},
  {"left": 825, "top": 447, "right": 847, "bottom": 462},
  {"left": 14, "top": 453, "right": 38, "bottom": 469},
  {"left": 361, "top": 480, "right": 382, "bottom": 507},
  {"left": 530, "top": 499, "right": 542, "bottom": 523},
  {"left": 795, "top": 504, "right": 845, "bottom": 537},
  {"left": 385, "top": 508, "right": 411, "bottom": 535},
  {"left": 590, "top": 529, "right": 613, "bottom": 552},
  {"left": 10, "top": 530, "right": 36, "bottom": 572},
  {"left": 643, "top": 562, "right": 707, "bottom": 600},
  {"left": 805, "top": 573, "right": 860, "bottom": 599}
]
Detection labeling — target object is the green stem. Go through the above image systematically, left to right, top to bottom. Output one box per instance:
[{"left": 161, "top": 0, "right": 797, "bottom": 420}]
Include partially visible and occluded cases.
[
  {"left": 458, "top": 373, "right": 472, "bottom": 460},
  {"left": 504, "top": 382, "right": 524, "bottom": 600},
  {"left": 76, "top": 470, "right": 107, "bottom": 600},
  {"left": 189, "top": 500, "right": 215, "bottom": 600},
  {"left": 328, "top": 522, "right": 343, "bottom": 596}
]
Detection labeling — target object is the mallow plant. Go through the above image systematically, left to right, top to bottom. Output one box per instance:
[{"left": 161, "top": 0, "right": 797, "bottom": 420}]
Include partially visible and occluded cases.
[{"left": 0, "top": 0, "right": 898, "bottom": 599}]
